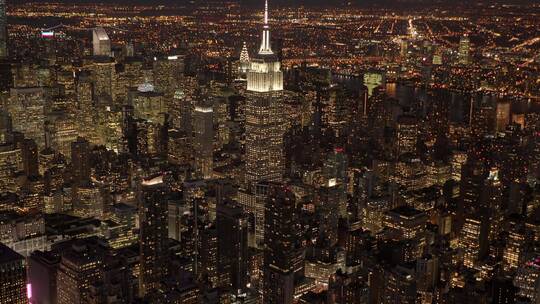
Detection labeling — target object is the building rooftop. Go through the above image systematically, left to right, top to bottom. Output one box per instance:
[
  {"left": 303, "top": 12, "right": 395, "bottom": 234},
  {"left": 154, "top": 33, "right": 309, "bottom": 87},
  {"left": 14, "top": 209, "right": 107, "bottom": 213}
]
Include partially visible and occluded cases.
[
  {"left": 93, "top": 27, "right": 110, "bottom": 41},
  {"left": 388, "top": 206, "right": 425, "bottom": 219},
  {"left": 0, "top": 242, "right": 24, "bottom": 264}
]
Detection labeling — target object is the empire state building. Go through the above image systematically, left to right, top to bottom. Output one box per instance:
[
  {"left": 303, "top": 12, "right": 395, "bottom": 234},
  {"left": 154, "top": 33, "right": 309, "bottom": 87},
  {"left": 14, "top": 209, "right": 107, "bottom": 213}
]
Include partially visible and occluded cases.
[{"left": 245, "top": 0, "right": 285, "bottom": 186}]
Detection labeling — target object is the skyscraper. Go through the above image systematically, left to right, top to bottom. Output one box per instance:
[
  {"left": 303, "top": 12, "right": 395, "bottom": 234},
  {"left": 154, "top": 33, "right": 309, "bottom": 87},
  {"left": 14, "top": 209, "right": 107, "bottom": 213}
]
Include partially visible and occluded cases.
[
  {"left": 0, "top": 0, "right": 6, "bottom": 58},
  {"left": 245, "top": 0, "right": 284, "bottom": 187},
  {"left": 92, "top": 27, "right": 111, "bottom": 57},
  {"left": 458, "top": 35, "right": 470, "bottom": 65},
  {"left": 239, "top": 42, "right": 250, "bottom": 79},
  {"left": 193, "top": 103, "right": 214, "bottom": 179},
  {"left": 71, "top": 137, "right": 91, "bottom": 186},
  {"left": 21, "top": 139, "right": 39, "bottom": 178},
  {"left": 138, "top": 175, "right": 169, "bottom": 297},
  {"left": 263, "top": 183, "right": 304, "bottom": 304},
  {"left": 216, "top": 200, "right": 249, "bottom": 295},
  {"left": 56, "top": 239, "right": 105, "bottom": 304},
  {"left": 0, "top": 242, "right": 27, "bottom": 304},
  {"left": 28, "top": 250, "right": 60, "bottom": 304}
]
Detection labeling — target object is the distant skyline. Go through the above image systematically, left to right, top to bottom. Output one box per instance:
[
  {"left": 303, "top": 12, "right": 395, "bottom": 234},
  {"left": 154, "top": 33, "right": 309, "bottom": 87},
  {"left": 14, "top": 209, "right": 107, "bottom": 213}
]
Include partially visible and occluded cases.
[{"left": 7, "top": 0, "right": 539, "bottom": 7}]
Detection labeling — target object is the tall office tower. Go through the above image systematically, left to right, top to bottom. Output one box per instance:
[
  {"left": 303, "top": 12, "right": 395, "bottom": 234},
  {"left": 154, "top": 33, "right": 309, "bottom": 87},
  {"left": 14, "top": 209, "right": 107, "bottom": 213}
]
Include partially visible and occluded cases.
[
  {"left": 0, "top": 0, "right": 6, "bottom": 58},
  {"left": 245, "top": 0, "right": 285, "bottom": 187},
  {"left": 92, "top": 27, "right": 111, "bottom": 57},
  {"left": 458, "top": 35, "right": 470, "bottom": 65},
  {"left": 400, "top": 39, "right": 408, "bottom": 60},
  {"left": 238, "top": 42, "right": 250, "bottom": 79},
  {"left": 153, "top": 55, "right": 184, "bottom": 99},
  {"left": 89, "top": 58, "right": 115, "bottom": 100},
  {"left": 75, "top": 73, "right": 96, "bottom": 141},
  {"left": 130, "top": 84, "right": 166, "bottom": 124},
  {"left": 8, "top": 87, "right": 46, "bottom": 148},
  {"left": 173, "top": 89, "right": 193, "bottom": 134},
  {"left": 496, "top": 101, "right": 510, "bottom": 132},
  {"left": 193, "top": 102, "right": 214, "bottom": 179},
  {"left": 472, "top": 105, "right": 496, "bottom": 136},
  {"left": 0, "top": 110, "right": 13, "bottom": 145},
  {"left": 0, "top": 111, "right": 22, "bottom": 192},
  {"left": 45, "top": 112, "right": 79, "bottom": 160},
  {"left": 396, "top": 114, "right": 418, "bottom": 156},
  {"left": 71, "top": 137, "right": 91, "bottom": 186},
  {"left": 21, "top": 139, "right": 38, "bottom": 178},
  {"left": 322, "top": 149, "right": 348, "bottom": 219},
  {"left": 460, "top": 158, "right": 487, "bottom": 216},
  {"left": 480, "top": 170, "right": 504, "bottom": 241},
  {"left": 138, "top": 175, "right": 169, "bottom": 297},
  {"left": 237, "top": 181, "right": 270, "bottom": 248},
  {"left": 263, "top": 183, "right": 304, "bottom": 304},
  {"left": 72, "top": 184, "right": 107, "bottom": 219},
  {"left": 315, "top": 184, "right": 341, "bottom": 246},
  {"left": 216, "top": 201, "right": 249, "bottom": 295},
  {"left": 109, "top": 203, "right": 138, "bottom": 249},
  {"left": 384, "top": 206, "right": 428, "bottom": 262},
  {"left": 460, "top": 216, "right": 488, "bottom": 269},
  {"left": 502, "top": 220, "right": 527, "bottom": 273},
  {"left": 198, "top": 225, "right": 219, "bottom": 288},
  {"left": 56, "top": 239, "right": 107, "bottom": 304},
  {"left": 0, "top": 242, "right": 27, "bottom": 304},
  {"left": 28, "top": 250, "right": 60, "bottom": 304},
  {"left": 416, "top": 254, "right": 439, "bottom": 293},
  {"left": 513, "top": 257, "right": 540, "bottom": 302},
  {"left": 383, "top": 266, "right": 417, "bottom": 304}
]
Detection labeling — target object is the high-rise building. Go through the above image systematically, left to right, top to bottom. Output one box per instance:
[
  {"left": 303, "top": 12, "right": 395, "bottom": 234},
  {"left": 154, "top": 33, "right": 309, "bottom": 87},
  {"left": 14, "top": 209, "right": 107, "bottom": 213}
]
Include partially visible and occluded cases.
[
  {"left": 0, "top": 0, "right": 6, "bottom": 58},
  {"left": 245, "top": 0, "right": 284, "bottom": 187},
  {"left": 92, "top": 27, "right": 111, "bottom": 57},
  {"left": 458, "top": 36, "right": 470, "bottom": 65},
  {"left": 238, "top": 42, "right": 250, "bottom": 79},
  {"left": 131, "top": 84, "right": 166, "bottom": 124},
  {"left": 7, "top": 87, "right": 46, "bottom": 148},
  {"left": 173, "top": 88, "right": 193, "bottom": 135},
  {"left": 496, "top": 101, "right": 510, "bottom": 132},
  {"left": 193, "top": 103, "right": 214, "bottom": 179},
  {"left": 396, "top": 115, "right": 418, "bottom": 156},
  {"left": 71, "top": 137, "right": 91, "bottom": 186},
  {"left": 21, "top": 139, "right": 39, "bottom": 178},
  {"left": 138, "top": 175, "right": 169, "bottom": 297},
  {"left": 263, "top": 183, "right": 304, "bottom": 304},
  {"left": 216, "top": 200, "right": 249, "bottom": 295},
  {"left": 460, "top": 216, "right": 488, "bottom": 269},
  {"left": 198, "top": 225, "right": 218, "bottom": 288},
  {"left": 55, "top": 237, "right": 131, "bottom": 304},
  {"left": 0, "top": 242, "right": 27, "bottom": 304},
  {"left": 28, "top": 250, "right": 60, "bottom": 304},
  {"left": 513, "top": 257, "right": 540, "bottom": 302}
]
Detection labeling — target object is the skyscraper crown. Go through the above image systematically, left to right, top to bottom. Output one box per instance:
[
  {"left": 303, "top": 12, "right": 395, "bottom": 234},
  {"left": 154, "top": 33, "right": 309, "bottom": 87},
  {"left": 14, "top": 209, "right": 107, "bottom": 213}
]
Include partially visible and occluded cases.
[{"left": 258, "top": 0, "right": 273, "bottom": 55}]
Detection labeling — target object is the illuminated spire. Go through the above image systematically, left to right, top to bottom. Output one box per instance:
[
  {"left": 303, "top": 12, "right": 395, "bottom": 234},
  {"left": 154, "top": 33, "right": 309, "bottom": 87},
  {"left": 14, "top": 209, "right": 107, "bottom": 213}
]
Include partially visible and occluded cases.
[
  {"left": 259, "top": 0, "right": 273, "bottom": 55},
  {"left": 264, "top": 0, "right": 268, "bottom": 25},
  {"left": 240, "top": 41, "right": 250, "bottom": 62}
]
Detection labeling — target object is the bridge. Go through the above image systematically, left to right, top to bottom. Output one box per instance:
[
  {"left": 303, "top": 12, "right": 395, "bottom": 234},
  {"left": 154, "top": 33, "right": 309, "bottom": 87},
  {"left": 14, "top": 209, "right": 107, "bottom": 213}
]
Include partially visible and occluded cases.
[{"left": 41, "top": 23, "right": 129, "bottom": 33}]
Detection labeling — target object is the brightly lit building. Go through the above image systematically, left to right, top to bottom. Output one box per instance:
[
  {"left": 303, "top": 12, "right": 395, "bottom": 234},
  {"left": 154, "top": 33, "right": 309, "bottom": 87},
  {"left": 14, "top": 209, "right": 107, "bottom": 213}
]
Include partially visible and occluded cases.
[
  {"left": 245, "top": 0, "right": 285, "bottom": 187},
  {"left": 92, "top": 27, "right": 111, "bottom": 57},
  {"left": 458, "top": 35, "right": 470, "bottom": 65},
  {"left": 238, "top": 42, "right": 250, "bottom": 79},
  {"left": 193, "top": 103, "right": 214, "bottom": 179},
  {"left": 138, "top": 175, "right": 169, "bottom": 297},
  {"left": 513, "top": 257, "right": 540, "bottom": 302}
]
